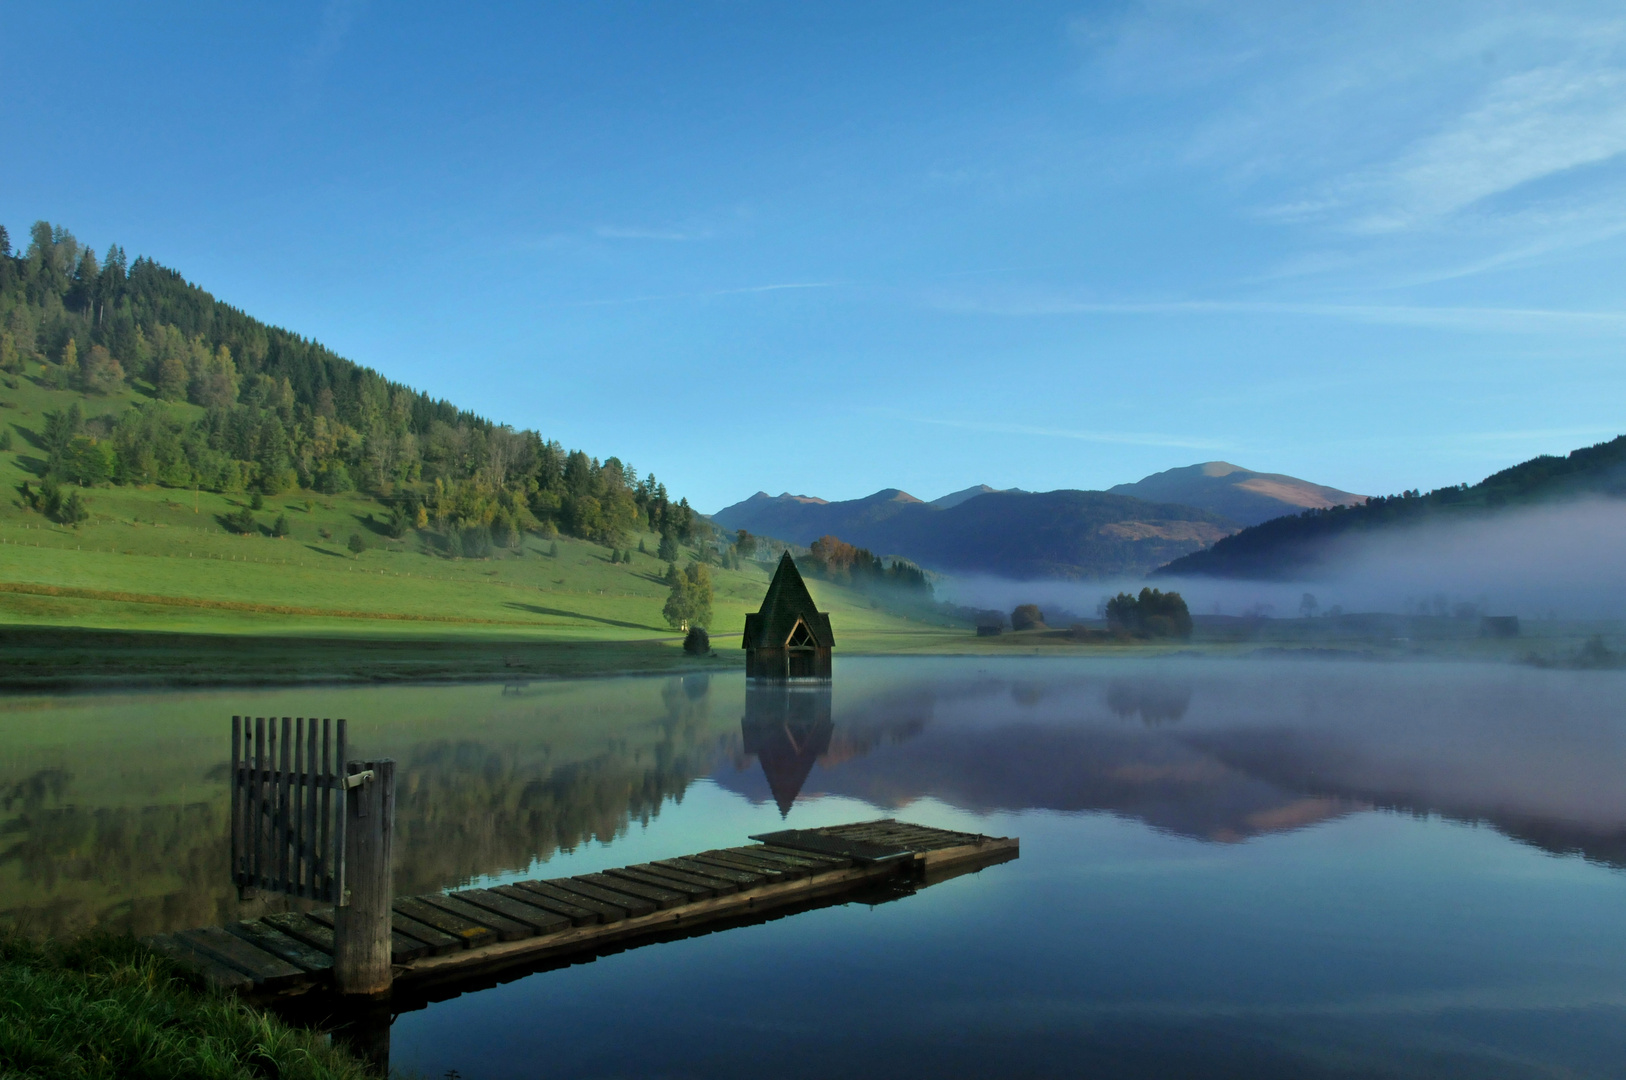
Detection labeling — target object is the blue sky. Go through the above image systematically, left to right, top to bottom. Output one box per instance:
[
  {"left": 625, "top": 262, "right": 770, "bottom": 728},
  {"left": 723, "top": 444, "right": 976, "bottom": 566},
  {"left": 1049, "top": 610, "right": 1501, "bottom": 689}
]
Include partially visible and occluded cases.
[{"left": 5, "top": 1, "right": 1626, "bottom": 512}]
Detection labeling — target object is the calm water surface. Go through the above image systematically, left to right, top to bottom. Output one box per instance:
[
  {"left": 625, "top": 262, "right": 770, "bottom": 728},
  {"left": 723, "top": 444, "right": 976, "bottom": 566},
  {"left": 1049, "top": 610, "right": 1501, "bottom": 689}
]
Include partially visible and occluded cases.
[{"left": 4, "top": 656, "right": 1625, "bottom": 1078}]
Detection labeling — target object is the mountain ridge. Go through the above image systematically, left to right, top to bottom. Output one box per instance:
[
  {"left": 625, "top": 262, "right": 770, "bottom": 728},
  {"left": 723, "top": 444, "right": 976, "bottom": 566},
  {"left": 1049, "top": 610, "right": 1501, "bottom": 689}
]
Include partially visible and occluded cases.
[{"left": 1156, "top": 435, "right": 1626, "bottom": 580}]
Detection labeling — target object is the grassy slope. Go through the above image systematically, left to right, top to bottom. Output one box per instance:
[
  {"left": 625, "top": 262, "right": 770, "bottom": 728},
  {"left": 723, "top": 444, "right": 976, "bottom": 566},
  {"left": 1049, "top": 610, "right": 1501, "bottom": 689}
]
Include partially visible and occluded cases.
[
  {"left": 0, "top": 372, "right": 966, "bottom": 684},
  {"left": 0, "top": 932, "right": 374, "bottom": 1080}
]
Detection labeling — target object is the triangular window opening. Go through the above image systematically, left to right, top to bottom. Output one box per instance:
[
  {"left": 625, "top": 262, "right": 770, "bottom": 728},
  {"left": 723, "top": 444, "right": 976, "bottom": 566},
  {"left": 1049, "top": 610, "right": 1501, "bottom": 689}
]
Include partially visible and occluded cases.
[{"left": 786, "top": 620, "right": 816, "bottom": 648}]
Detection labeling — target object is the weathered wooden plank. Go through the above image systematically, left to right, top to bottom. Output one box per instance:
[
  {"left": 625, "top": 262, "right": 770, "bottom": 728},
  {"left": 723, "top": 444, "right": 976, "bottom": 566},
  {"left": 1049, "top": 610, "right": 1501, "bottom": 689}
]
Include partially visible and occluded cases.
[
  {"left": 230, "top": 717, "right": 242, "bottom": 893},
  {"left": 277, "top": 717, "right": 291, "bottom": 893},
  {"left": 251, "top": 718, "right": 265, "bottom": 891},
  {"left": 744, "top": 839, "right": 878, "bottom": 865},
  {"left": 755, "top": 842, "right": 866, "bottom": 867},
  {"left": 726, "top": 846, "right": 835, "bottom": 872},
  {"left": 699, "top": 849, "right": 807, "bottom": 878},
  {"left": 688, "top": 851, "right": 792, "bottom": 880},
  {"left": 655, "top": 857, "right": 764, "bottom": 887},
  {"left": 626, "top": 862, "right": 739, "bottom": 895},
  {"left": 602, "top": 867, "right": 711, "bottom": 901},
  {"left": 574, "top": 872, "right": 684, "bottom": 910},
  {"left": 530, "top": 878, "right": 649, "bottom": 920},
  {"left": 495, "top": 884, "right": 601, "bottom": 926},
  {"left": 450, "top": 888, "right": 572, "bottom": 935},
  {"left": 417, "top": 894, "right": 533, "bottom": 942},
  {"left": 391, "top": 897, "right": 497, "bottom": 948},
  {"left": 306, "top": 906, "right": 434, "bottom": 964},
  {"left": 263, "top": 911, "right": 335, "bottom": 953},
  {"left": 392, "top": 912, "right": 463, "bottom": 955},
  {"left": 224, "top": 920, "right": 333, "bottom": 972},
  {"left": 176, "top": 927, "right": 307, "bottom": 989},
  {"left": 145, "top": 933, "right": 255, "bottom": 992}
]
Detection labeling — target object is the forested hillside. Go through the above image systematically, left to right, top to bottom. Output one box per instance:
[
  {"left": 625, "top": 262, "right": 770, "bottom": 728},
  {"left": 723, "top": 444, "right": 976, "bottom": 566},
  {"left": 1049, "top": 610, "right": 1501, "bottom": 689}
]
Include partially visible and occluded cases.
[
  {"left": 0, "top": 220, "right": 696, "bottom": 552},
  {"left": 1156, "top": 434, "right": 1626, "bottom": 579}
]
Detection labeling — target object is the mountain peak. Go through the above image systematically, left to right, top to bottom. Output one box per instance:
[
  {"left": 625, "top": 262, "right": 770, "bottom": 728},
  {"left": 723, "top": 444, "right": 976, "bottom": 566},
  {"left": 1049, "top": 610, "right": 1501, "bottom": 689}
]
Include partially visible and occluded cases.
[{"left": 1110, "top": 463, "right": 1364, "bottom": 527}]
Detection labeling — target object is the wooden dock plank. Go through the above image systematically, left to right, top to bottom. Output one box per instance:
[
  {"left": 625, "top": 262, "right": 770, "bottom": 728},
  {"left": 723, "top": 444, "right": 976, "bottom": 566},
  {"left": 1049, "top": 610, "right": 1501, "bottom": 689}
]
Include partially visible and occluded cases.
[
  {"left": 751, "top": 831, "right": 901, "bottom": 863},
  {"left": 754, "top": 844, "right": 856, "bottom": 867},
  {"left": 728, "top": 846, "right": 838, "bottom": 871},
  {"left": 699, "top": 849, "right": 807, "bottom": 878},
  {"left": 655, "top": 857, "right": 765, "bottom": 887},
  {"left": 625, "top": 863, "right": 740, "bottom": 895},
  {"left": 602, "top": 867, "right": 714, "bottom": 901},
  {"left": 575, "top": 872, "right": 684, "bottom": 910},
  {"left": 542, "top": 877, "right": 654, "bottom": 918},
  {"left": 507, "top": 881, "right": 616, "bottom": 924},
  {"left": 492, "top": 883, "right": 598, "bottom": 926},
  {"left": 450, "top": 888, "right": 572, "bottom": 935},
  {"left": 417, "top": 894, "right": 534, "bottom": 942},
  {"left": 393, "top": 896, "right": 497, "bottom": 948},
  {"left": 304, "top": 907, "right": 435, "bottom": 963},
  {"left": 262, "top": 912, "right": 335, "bottom": 954},
  {"left": 392, "top": 912, "right": 464, "bottom": 956},
  {"left": 224, "top": 921, "right": 333, "bottom": 973},
  {"left": 175, "top": 927, "right": 307, "bottom": 989},
  {"left": 145, "top": 933, "right": 255, "bottom": 992}
]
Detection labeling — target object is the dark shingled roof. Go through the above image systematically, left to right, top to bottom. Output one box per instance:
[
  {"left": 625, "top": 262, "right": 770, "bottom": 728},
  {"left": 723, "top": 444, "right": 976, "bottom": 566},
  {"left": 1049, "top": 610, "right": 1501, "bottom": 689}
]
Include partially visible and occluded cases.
[{"left": 742, "top": 552, "right": 834, "bottom": 650}]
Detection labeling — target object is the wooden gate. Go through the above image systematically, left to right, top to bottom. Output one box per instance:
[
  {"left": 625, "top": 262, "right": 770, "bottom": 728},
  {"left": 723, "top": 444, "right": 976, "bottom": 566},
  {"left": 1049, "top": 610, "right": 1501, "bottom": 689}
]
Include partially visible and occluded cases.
[{"left": 230, "top": 716, "right": 348, "bottom": 904}]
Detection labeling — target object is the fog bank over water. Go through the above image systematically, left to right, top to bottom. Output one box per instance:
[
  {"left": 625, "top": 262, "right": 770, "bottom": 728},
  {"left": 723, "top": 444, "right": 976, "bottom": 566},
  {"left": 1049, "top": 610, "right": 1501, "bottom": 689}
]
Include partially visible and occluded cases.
[{"left": 942, "top": 499, "right": 1626, "bottom": 620}]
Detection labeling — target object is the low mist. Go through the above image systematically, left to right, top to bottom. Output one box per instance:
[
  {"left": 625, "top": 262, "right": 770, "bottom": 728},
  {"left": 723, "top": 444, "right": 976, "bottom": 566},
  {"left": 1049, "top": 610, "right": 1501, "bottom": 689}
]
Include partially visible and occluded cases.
[{"left": 943, "top": 498, "right": 1626, "bottom": 622}]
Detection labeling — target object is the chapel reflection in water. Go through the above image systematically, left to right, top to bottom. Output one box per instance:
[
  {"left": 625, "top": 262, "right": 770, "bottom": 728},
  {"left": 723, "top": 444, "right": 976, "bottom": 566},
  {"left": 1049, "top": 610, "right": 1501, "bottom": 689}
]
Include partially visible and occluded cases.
[{"left": 739, "top": 683, "right": 833, "bottom": 817}]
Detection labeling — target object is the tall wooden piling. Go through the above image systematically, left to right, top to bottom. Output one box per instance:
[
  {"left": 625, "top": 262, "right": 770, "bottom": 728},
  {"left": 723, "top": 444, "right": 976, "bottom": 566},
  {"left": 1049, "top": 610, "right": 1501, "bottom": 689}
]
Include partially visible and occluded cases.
[{"left": 333, "top": 759, "right": 395, "bottom": 995}]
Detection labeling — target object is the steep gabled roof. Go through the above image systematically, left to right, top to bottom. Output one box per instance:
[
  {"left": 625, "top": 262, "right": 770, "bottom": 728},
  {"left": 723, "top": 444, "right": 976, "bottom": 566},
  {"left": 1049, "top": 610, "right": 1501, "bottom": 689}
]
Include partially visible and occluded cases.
[{"left": 742, "top": 552, "right": 834, "bottom": 649}]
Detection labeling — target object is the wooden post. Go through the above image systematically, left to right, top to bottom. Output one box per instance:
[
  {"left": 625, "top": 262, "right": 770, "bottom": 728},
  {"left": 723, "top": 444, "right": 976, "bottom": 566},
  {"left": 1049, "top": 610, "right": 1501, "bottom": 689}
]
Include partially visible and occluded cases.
[{"left": 333, "top": 759, "right": 394, "bottom": 995}]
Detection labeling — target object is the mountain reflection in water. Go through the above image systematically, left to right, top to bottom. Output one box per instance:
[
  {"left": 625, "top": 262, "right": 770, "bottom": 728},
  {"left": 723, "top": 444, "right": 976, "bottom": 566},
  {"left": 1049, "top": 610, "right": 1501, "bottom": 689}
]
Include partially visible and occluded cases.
[
  {"left": 3, "top": 658, "right": 1623, "bottom": 941},
  {"left": 723, "top": 659, "right": 1626, "bottom": 867}
]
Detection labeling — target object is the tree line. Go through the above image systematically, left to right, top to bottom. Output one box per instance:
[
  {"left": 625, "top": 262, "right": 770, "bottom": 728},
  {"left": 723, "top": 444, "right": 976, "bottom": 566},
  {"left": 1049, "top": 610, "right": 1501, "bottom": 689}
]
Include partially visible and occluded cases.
[
  {"left": 1, "top": 221, "right": 697, "bottom": 546},
  {"left": 802, "top": 534, "right": 931, "bottom": 597}
]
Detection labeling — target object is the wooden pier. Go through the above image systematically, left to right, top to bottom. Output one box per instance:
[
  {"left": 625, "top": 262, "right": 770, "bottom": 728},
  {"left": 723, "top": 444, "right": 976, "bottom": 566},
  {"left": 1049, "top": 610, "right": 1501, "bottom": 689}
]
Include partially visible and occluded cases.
[{"left": 144, "top": 819, "right": 1018, "bottom": 1000}]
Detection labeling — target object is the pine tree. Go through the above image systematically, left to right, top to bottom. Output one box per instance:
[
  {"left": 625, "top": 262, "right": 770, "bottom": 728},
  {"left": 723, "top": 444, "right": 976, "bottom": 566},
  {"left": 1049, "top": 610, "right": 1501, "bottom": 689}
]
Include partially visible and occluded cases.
[
  {"left": 272, "top": 513, "right": 290, "bottom": 537},
  {"left": 657, "top": 532, "right": 678, "bottom": 561},
  {"left": 683, "top": 562, "right": 713, "bottom": 629},
  {"left": 662, "top": 567, "right": 691, "bottom": 630}
]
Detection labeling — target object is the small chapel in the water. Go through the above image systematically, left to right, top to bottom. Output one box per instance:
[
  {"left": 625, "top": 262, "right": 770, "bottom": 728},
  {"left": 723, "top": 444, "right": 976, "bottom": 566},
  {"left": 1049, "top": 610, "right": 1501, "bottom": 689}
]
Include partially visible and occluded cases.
[{"left": 742, "top": 552, "right": 834, "bottom": 679}]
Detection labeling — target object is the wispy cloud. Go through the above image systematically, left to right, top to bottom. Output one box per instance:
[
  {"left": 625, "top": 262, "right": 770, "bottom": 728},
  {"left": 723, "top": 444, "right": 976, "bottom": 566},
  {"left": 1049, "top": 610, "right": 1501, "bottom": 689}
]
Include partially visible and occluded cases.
[
  {"left": 1353, "top": 60, "right": 1626, "bottom": 232},
  {"left": 893, "top": 413, "right": 1231, "bottom": 452}
]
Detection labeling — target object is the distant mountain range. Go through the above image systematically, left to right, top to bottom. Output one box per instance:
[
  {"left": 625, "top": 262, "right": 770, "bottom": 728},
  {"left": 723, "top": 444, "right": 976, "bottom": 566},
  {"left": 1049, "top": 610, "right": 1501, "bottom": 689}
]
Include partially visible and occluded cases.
[
  {"left": 1157, "top": 435, "right": 1626, "bottom": 580},
  {"left": 712, "top": 462, "right": 1356, "bottom": 580}
]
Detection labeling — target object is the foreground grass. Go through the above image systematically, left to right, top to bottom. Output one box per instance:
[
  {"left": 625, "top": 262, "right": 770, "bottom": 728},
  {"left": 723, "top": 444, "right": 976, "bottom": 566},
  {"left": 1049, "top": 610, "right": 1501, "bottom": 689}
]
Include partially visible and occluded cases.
[{"left": 0, "top": 934, "right": 371, "bottom": 1080}]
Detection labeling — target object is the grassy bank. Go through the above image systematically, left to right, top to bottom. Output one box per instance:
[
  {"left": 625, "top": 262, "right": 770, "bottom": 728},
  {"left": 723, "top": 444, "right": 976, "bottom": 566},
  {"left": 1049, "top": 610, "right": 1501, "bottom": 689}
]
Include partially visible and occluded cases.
[{"left": 0, "top": 933, "right": 371, "bottom": 1079}]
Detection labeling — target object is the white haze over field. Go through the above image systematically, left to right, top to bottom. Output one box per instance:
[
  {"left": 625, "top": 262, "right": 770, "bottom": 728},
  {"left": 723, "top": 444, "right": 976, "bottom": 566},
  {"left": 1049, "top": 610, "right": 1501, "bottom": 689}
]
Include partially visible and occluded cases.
[{"left": 942, "top": 499, "right": 1626, "bottom": 622}]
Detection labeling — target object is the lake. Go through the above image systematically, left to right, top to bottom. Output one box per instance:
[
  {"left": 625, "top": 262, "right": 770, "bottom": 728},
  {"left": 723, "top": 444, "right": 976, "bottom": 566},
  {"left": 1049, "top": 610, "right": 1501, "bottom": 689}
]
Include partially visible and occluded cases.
[{"left": 4, "top": 656, "right": 1626, "bottom": 1078}]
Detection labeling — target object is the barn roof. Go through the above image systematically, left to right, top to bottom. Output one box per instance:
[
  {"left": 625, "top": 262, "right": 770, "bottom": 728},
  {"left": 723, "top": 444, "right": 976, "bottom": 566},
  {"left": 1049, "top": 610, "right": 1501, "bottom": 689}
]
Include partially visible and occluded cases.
[{"left": 742, "top": 552, "right": 834, "bottom": 650}]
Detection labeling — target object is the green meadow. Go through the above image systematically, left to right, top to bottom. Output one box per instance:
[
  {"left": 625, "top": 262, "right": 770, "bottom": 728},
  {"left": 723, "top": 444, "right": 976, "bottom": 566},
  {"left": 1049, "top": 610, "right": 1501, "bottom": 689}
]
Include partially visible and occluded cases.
[{"left": 0, "top": 375, "right": 969, "bottom": 686}]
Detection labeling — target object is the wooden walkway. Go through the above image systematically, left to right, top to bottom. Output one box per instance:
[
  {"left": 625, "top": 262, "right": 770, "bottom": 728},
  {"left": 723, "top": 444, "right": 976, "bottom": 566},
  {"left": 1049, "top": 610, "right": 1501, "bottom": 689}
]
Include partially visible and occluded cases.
[{"left": 144, "top": 819, "right": 1018, "bottom": 999}]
